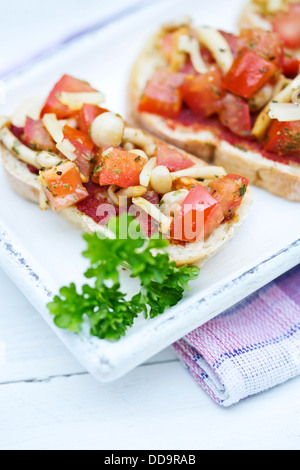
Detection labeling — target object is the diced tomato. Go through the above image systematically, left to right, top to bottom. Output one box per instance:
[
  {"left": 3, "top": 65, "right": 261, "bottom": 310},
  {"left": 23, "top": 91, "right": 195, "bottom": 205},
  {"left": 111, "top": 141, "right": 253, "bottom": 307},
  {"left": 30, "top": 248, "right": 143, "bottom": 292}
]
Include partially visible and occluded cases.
[
  {"left": 272, "top": 3, "right": 300, "bottom": 50},
  {"left": 237, "top": 29, "right": 284, "bottom": 69},
  {"left": 219, "top": 30, "right": 238, "bottom": 56},
  {"left": 200, "top": 47, "right": 215, "bottom": 65},
  {"left": 223, "top": 50, "right": 277, "bottom": 99},
  {"left": 282, "top": 52, "right": 300, "bottom": 78},
  {"left": 180, "top": 58, "right": 198, "bottom": 75},
  {"left": 180, "top": 67, "right": 225, "bottom": 117},
  {"left": 138, "top": 70, "right": 188, "bottom": 119},
  {"left": 40, "top": 74, "right": 96, "bottom": 119},
  {"left": 219, "top": 93, "right": 251, "bottom": 137},
  {"left": 77, "top": 104, "right": 109, "bottom": 134},
  {"left": 24, "top": 117, "right": 56, "bottom": 151},
  {"left": 264, "top": 120, "right": 300, "bottom": 158},
  {"left": 10, "top": 124, "right": 27, "bottom": 145},
  {"left": 63, "top": 125, "right": 95, "bottom": 182},
  {"left": 63, "top": 125, "right": 94, "bottom": 152},
  {"left": 155, "top": 143, "right": 195, "bottom": 171},
  {"left": 99, "top": 148, "right": 146, "bottom": 188},
  {"left": 72, "top": 149, "right": 93, "bottom": 182},
  {"left": 40, "top": 161, "right": 88, "bottom": 211},
  {"left": 208, "top": 174, "right": 249, "bottom": 219},
  {"left": 76, "top": 181, "right": 118, "bottom": 225},
  {"left": 170, "top": 185, "right": 224, "bottom": 242}
]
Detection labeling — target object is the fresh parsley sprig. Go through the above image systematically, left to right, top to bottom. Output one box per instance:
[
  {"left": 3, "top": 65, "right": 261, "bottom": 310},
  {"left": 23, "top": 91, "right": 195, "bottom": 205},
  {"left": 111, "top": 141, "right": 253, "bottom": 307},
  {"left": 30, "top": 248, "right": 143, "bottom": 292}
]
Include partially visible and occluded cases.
[{"left": 47, "top": 214, "right": 200, "bottom": 341}]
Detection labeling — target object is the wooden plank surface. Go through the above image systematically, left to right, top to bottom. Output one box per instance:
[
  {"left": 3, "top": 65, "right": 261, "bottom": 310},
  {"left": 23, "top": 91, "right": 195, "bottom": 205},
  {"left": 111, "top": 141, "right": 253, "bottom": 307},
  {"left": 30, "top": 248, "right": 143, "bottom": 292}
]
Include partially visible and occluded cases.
[{"left": 1, "top": 267, "right": 300, "bottom": 450}]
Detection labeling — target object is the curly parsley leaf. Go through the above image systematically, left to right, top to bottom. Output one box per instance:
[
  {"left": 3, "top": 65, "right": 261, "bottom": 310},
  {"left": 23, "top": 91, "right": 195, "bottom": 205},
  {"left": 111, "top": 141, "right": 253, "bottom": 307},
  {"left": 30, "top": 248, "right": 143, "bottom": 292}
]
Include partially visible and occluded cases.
[{"left": 47, "top": 214, "right": 200, "bottom": 341}]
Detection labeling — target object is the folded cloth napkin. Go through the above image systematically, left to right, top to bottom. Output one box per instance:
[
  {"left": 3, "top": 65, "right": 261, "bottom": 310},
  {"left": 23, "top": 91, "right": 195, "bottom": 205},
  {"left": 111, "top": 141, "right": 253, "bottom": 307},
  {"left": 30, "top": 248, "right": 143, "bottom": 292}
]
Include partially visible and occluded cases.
[{"left": 173, "top": 264, "right": 300, "bottom": 407}]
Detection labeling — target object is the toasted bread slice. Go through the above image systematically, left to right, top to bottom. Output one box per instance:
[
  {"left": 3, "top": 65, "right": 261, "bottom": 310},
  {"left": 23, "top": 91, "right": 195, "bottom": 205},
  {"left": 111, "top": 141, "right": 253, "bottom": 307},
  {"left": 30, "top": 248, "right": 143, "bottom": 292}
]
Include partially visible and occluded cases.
[{"left": 127, "top": 24, "right": 300, "bottom": 201}]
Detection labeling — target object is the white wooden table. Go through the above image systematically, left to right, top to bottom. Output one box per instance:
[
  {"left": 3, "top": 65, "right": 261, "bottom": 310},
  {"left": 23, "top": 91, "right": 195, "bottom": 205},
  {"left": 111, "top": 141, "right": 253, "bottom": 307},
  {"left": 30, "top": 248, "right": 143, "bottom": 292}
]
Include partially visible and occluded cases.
[{"left": 1, "top": 0, "right": 300, "bottom": 451}]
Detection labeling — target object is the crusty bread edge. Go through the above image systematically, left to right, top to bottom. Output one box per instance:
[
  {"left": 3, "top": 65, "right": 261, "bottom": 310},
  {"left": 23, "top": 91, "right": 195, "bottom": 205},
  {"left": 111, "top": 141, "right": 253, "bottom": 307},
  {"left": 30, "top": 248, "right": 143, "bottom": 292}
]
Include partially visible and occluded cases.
[
  {"left": 127, "top": 23, "right": 300, "bottom": 201},
  {"left": 0, "top": 141, "right": 252, "bottom": 267},
  {"left": 0, "top": 144, "right": 41, "bottom": 203}
]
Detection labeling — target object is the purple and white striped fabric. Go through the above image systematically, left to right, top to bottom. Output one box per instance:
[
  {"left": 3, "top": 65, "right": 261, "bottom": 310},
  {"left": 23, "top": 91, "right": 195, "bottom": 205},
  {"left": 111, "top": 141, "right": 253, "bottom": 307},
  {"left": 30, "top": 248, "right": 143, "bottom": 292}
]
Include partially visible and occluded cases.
[{"left": 173, "top": 264, "right": 300, "bottom": 407}]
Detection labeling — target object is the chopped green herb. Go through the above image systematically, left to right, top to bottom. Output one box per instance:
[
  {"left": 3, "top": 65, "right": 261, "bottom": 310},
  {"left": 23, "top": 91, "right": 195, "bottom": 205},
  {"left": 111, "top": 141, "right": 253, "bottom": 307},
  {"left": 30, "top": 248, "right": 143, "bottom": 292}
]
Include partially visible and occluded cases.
[
  {"left": 12, "top": 145, "right": 20, "bottom": 155},
  {"left": 239, "top": 184, "right": 247, "bottom": 197},
  {"left": 47, "top": 214, "right": 199, "bottom": 341}
]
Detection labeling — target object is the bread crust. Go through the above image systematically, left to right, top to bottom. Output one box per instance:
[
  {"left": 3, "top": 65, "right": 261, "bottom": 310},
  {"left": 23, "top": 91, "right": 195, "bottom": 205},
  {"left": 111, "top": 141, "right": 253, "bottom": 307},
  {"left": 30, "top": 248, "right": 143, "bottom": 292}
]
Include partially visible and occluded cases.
[
  {"left": 127, "top": 23, "right": 300, "bottom": 201},
  {"left": 0, "top": 128, "right": 251, "bottom": 267},
  {"left": 1, "top": 144, "right": 40, "bottom": 203}
]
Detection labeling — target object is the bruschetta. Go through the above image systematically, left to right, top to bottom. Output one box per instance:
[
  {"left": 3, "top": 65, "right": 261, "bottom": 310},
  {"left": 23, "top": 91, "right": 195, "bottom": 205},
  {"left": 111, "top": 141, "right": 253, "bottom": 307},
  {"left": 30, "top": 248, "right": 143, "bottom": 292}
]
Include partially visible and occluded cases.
[
  {"left": 127, "top": 18, "right": 300, "bottom": 201},
  {"left": 0, "top": 74, "right": 252, "bottom": 266}
]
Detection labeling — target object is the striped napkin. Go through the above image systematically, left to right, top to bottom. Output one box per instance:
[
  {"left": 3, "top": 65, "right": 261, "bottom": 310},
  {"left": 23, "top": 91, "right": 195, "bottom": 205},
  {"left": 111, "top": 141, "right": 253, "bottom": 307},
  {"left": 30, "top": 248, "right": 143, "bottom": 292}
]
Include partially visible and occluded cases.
[{"left": 173, "top": 264, "right": 300, "bottom": 406}]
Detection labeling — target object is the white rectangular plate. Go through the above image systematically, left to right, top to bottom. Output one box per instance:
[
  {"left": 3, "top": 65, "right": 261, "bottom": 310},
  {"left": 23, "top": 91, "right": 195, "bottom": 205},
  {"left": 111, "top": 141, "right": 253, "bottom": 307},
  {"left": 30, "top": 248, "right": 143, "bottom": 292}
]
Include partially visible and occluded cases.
[{"left": 1, "top": 0, "right": 300, "bottom": 382}]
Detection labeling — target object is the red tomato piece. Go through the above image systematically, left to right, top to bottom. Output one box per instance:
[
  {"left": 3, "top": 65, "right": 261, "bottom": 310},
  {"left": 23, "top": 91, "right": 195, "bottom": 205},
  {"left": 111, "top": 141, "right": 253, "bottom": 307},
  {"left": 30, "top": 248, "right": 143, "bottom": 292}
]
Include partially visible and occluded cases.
[
  {"left": 272, "top": 3, "right": 300, "bottom": 50},
  {"left": 237, "top": 29, "right": 284, "bottom": 69},
  {"left": 219, "top": 30, "right": 238, "bottom": 56},
  {"left": 200, "top": 47, "right": 215, "bottom": 65},
  {"left": 223, "top": 50, "right": 278, "bottom": 99},
  {"left": 282, "top": 52, "right": 300, "bottom": 78},
  {"left": 180, "top": 58, "right": 199, "bottom": 75},
  {"left": 180, "top": 67, "right": 225, "bottom": 117},
  {"left": 138, "top": 70, "right": 188, "bottom": 119},
  {"left": 40, "top": 74, "right": 96, "bottom": 119},
  {"left": 219, "top": 93, "right": 251, "bottom": 137},
  {"left": 77, "top": 104, "right": 109, "bottom": 134},
  {"left": 24, "top": 117, "right": 56, "bottom": 151},
  {"left": 264, "top": 120, "right": 300, "bottom": 158},
  {"left": 10, "top": 124, "right": 27, "bottom": 145},
  {"left": 63, "top": 124, "right": 94, "bottom": 152},
  {"left": 63, "top": 125, "right": 96, "bottom": 182},
  {"left": 156, "top": 143, "right": 195, "bottom": 172},
  {"left": 99, "top": 148, "right": 146, "bottom": 188},
  {"left": 72, "top": 149, "right": 93, "bottom": 183},
  {"left": 40, "top": 161, "right": 88, "bottom": 212},
  {"left": 208, "top": 174, "right": 249, "bottom": 219},
  {"left": 76, "top": 181, "right": 118, "bottom": 225},
  {"left": 170, "top": 185, "right": 224, "bottom": 242}
]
